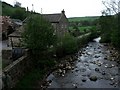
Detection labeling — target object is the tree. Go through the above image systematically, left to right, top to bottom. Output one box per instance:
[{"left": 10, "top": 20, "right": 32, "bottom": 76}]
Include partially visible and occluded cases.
[
  {"left": 100, "top": 0, "right": 120, "bottom": 48},
  {"left": 102, "top": 0, "right": 119, "bottom": 15},
  {"left": 12, "top": 7, "right": 27, "bottom": 20},
  {"left": 22, "top": 14, "right": 56, "bottom": 65}
]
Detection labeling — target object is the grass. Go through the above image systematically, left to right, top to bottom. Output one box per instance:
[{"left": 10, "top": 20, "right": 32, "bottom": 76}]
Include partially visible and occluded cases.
[
  {"left": 68, "top": 16, "right": 99, "bottom": 22},
  {"left": 69, "top": 26, "right": 93, "bottom": 31},
  {"left": 78, "top": 26, "right": 93, "bottom": 31}
]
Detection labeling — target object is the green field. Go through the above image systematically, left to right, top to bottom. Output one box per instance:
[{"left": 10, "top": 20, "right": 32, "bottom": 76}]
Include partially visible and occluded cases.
[
  {"left": 68, "top": 16, "right": 99, "bottom": 22},
  {"left": 69, "top": 26, "right": 94, "bottom": 31}
]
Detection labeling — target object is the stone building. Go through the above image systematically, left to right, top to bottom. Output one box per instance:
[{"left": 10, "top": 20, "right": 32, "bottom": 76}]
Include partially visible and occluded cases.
[{"left": 42, "top": 10, "right": 69, "bottom": 37}]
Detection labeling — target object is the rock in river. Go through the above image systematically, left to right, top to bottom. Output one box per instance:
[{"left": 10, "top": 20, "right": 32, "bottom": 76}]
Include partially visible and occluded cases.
[
  {"left": 95, "top": 68, "right": 99, "bottom": 72},
  {"left": 102, "top": 71, "right": 106, "bottom": 75},
  {"left": 89, "top": 75, "right": 98, "bottom": 81},
  {"left": 82, "top": 78, "right": 87, "bottom": 82}
]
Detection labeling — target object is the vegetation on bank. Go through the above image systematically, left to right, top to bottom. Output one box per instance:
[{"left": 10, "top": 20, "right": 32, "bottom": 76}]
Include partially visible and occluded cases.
[
  {"left": 98, "top": 0, "right": 120, "bottom": 49},
  {"left": 99, "top": 13, "right": 120, "bottom": 49},
  {"left": 15, "top": 34, "right": 95, "bottom": 88}
]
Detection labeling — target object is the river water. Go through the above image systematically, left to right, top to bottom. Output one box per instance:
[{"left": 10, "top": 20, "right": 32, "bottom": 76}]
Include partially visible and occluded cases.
[{"left": 44, "top": 37, "right": 119, "bottom": 89}]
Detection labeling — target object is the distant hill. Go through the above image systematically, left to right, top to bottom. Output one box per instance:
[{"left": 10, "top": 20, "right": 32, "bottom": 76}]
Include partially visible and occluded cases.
[{"left": 68, "top": 16, "right": 100, "bottom": 22}]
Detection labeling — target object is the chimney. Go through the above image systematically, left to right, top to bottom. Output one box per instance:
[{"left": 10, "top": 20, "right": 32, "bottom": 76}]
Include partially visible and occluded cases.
[{"left": 62, "top": 9, "right": 65, "bottom": 14}]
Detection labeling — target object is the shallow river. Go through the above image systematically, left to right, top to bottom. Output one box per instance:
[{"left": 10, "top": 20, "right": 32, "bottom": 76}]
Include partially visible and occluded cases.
[{"left": 45, "top": 37, "right": 119, "bottom": 89}]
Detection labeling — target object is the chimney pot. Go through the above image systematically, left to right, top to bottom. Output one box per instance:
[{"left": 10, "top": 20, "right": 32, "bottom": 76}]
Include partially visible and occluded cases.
[{"left": 62, "top": 9, "right": 65, "bottom": 14}]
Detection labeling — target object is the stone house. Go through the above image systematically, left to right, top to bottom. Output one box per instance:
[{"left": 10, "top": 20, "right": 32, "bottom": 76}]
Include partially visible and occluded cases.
[
  {"left": 8, "top": 10, "right": 69, "bottom": 47},
  {"left": 42, "top": 10, "right": 69, "bottom": 37},
  {"left": 0, "top": 16, "right": 22, "bottom": 40},
  {"left": 8, "top": 26, "right": 23, "bottom": 47}
]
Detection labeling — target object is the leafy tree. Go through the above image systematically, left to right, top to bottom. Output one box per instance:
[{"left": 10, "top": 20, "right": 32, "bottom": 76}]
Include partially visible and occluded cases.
[
  {"left": 99, "top": 0, "right": 120, "bottom": 49},
  {"left": 111, "top": 13, "right": 120, "bottom": 48},
  {"left": 22, "top": 14, "right": 56, "bottom": 65}
]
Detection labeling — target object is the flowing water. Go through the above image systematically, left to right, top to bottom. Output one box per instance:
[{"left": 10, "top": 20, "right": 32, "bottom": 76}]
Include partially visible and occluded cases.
[{"left": 45, "top": 37, "right": 119, "bottom": 88}]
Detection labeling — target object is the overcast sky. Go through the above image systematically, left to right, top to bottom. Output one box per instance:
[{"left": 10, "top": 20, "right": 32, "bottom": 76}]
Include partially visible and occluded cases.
[{"left": 3, "top": 0, "right": 105, "bottom": 17}]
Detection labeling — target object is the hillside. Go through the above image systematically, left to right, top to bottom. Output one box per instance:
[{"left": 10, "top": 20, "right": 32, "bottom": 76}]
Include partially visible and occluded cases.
[
  {"left": 1, "top": 1, "right": 28, "bottom": 20},
  {"left": 2, "top": 1, "right": 15, "bottom": 16},
  {"left": 68, "top": 16, "right": 99, "bottom": 22}
]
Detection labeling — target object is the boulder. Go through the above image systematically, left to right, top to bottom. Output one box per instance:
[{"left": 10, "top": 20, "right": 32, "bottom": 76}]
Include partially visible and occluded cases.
[
  {"left": 95, "top": 68, "right": 99, "bottom": 72},
  {"left": 89, "top": 75, "right": 98, "bottom": 81},
  {"left": 82, "top": 78, "right": 87, "bottom": 82}
]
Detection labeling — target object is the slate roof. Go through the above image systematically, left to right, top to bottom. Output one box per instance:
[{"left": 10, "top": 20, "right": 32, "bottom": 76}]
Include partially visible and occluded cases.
[
  {"left": 42, "top": 13, "right": 62, "bottom": 23},
  {"left": 8, "top": 26, "right": 24, "bottom": 37},
  {"left": 8, "top": 31, "right": 21, "bottom": 37}
]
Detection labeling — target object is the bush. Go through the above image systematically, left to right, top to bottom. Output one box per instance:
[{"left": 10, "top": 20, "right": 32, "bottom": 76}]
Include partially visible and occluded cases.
[
  {"left": 89, "top": 26, "right": 100, "bottom": 41},
  {"left": 55, "top": 33, "right": 78, "bottom": 57},
  {"left": 62, "top": 33, "right": 78, "bottom": 54},
  {"left": 100, "top": 33, "right": 111, "bottom": 43},
  {"left": 77, "top": 35, "right": 89, "bottom": 48}
]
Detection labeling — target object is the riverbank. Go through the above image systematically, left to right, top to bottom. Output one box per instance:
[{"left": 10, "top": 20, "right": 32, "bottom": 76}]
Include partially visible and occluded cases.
[
  {"left": 14, "top": 33, "right": 96, "bottom": 88},
  {"left": 43, "top": 37, "right": 119, "bottom": 89}
]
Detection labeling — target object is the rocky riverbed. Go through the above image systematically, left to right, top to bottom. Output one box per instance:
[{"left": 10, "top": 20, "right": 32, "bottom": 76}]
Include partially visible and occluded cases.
[{"left": 41, "top": 37, "right": 120, "bottom": 89}]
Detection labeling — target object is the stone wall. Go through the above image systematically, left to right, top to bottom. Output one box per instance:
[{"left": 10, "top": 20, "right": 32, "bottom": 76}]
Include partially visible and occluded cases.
[
  {"left": 8, "top": 36, "right": 22, "bottom": 47},
  {"left": 2, "top": 51, "right": 33, "bottom": 88}
]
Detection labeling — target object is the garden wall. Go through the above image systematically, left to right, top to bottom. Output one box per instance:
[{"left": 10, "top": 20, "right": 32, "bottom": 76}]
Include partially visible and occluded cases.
[{"left": 2, "top": 50, "right": 33, "bottom": 88}]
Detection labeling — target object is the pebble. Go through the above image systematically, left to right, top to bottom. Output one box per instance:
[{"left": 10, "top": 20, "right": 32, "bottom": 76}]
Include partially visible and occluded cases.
[
  {"left": 104, "top": 57, "right": 108, "bottom": 60},
  {"left": 98, "top": 63, "right": 101, "bottom": 66},
  {"left": 111, "top": 64, "right": 115, "bottom": 67},
  {"left": 105, "top": 65, "right": 107, "bottom": 68},
  {"left": 75, "top": 69, "right": 79, "bottom": 72},
  {"left": 102, "top": 71, "right": 106, "bottom": 75},
  {"left": 61, "top": 74, "right": 65, "bottom": 77},
  {"left": 110, "top": 77, "right": 114, "bottom": 80},
  {"left": 109, "top": 82, "right": 115, "bottom": 85},
  {"left": 72, "top": 83, "right": 77, "bottom": 88}
]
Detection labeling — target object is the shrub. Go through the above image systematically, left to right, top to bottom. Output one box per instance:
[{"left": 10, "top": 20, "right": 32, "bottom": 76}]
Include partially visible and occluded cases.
[
  {"left": 55, "top": 33, "right": 78, "bottom": 57},
  {"left": 62, "top": 33, "right": 78, "bottom": 54},
  {"left": 100, "top": 33, "right": 111, "bottom": 43},
  {"left": 77, "top": 35, "right": 89, "bottom": 48}
]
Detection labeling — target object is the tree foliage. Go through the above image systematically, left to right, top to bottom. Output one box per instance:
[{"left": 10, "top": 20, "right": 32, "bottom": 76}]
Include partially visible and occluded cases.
[
  {"left": 99, "top": 0, "right": 120, "bottom": 49},
  {"left": 12, "top": 7, "right": 27, "bottom": 20},
  {"left": 22, "top": 14, "right": 56, "bottom": 52}
]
